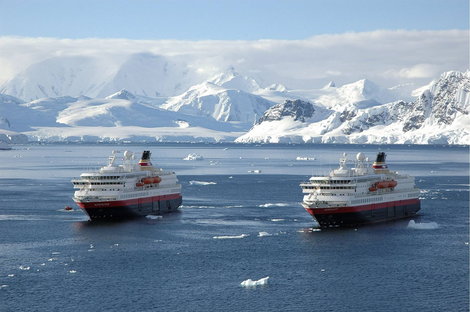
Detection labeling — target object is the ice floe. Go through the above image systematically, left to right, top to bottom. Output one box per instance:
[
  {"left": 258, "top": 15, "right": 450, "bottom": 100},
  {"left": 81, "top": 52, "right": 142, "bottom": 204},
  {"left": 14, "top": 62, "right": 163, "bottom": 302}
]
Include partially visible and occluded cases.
[
  {"left": 183, "top": 153, "right": 204, "bottom": 161},
  {"left": 296, "top": 156, "right": 315, "bottom": 161},
  {"left": 189, "top": 180, "right": 217, "bottom": 186},
  {"left": 259, "top": 203, "right": 289, "bottom": 208},
  {"left": 146, "top": 215, "right": 163, "bottom": 220},
  {"left": 270, "top": 218, "right": 285, "bottom": 222},
  {"left": 407, "top": 220, "right": 439, "bottom": 230},
  {"left": 258, "top": 232, "right": 272, "bottom": 237},
  {"left": 213, "top": 234, "right": 249, "bottom": 239},
  {"left": 18, "top": 265, "right": 30, "bottom": 271},
  {"left": 69, "top": 270, "right": 77, "bottom": 274},
  {"left": 240, "top": 276, "right": 269, "bottom": 287}
]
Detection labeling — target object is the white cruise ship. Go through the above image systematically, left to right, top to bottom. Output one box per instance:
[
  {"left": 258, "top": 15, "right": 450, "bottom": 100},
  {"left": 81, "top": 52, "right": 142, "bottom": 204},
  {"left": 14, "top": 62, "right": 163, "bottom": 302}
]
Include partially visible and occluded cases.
[
  {"left": 72, "top": 150, "right": 182, "bottom": 220},
  {"left": 300, "top": 152, "right": 420, "bottom": 227}
]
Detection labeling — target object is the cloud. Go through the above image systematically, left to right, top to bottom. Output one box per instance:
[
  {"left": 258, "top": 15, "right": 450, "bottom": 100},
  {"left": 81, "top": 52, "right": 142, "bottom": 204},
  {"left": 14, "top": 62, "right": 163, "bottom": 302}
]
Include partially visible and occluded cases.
[
  {"left": 0, "top": 30, "right": 467, "bottom": 89},
  {"left": 388, "top": 64, "right": 441, "bottom": 79}
]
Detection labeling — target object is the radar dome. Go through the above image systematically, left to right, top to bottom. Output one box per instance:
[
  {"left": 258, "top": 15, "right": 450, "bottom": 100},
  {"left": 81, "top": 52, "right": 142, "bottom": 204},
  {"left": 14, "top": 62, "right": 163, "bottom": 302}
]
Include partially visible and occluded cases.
[
  {"left": 124, "top": 150, "right": 133, "bottom": 159},
  {"left": 356, "top": 152, "right": 366, "bottom": 161}
]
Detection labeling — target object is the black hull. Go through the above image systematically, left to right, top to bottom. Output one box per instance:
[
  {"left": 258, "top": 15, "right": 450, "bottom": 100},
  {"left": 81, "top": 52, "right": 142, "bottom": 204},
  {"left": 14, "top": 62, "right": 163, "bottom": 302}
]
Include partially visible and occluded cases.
[
  {"left": 81, "top": 197, "right": 182, "bottom": 221},
  {"left": 309, "top": 201, "right": 421, "bottom": 228}
]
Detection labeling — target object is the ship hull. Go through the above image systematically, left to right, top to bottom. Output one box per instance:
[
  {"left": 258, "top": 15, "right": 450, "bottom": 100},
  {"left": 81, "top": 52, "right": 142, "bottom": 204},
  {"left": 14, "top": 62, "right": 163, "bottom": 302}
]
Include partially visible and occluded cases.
[
  {"left": 75, "top": 193, "right": 182, "bottom": 220},
  {"left": 303, "top": 198, "right": 420, "bottom": 228}
]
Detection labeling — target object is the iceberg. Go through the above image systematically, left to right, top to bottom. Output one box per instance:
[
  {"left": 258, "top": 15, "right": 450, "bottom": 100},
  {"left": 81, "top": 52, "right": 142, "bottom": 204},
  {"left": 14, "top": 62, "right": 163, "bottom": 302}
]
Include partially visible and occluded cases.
[
  {"left": 183, "top": 153, "right": 204, "bottom": 161},
  {"left": 189, "top": 180, "right": 216, "bottom": 186},
  {"left": 407, "top": 220, "right": 439, "bottom": 230},
  {"left": 213, "top": 234, "right": 248, "bottom": 239},
  {"left": 240, "top": 276, "right": 269, "bottom": 287}
]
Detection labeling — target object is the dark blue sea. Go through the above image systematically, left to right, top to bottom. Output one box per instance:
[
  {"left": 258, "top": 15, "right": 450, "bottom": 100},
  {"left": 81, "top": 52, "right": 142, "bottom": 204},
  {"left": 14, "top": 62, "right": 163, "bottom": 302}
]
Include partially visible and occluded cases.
[{"left": 0, "top": 144, "right": 468, "bottom": 312}]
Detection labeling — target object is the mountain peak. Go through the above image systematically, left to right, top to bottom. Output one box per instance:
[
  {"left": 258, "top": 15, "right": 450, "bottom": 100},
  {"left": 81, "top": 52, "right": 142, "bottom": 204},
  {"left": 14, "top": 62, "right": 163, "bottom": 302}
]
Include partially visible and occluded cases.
[
  {"left": 209, "top": 70, "right": 261, "bottom": 93},
  {"left": 323, "top": 81, "right": 336, "bottom": 89},
  {"left": 105, "top": 89, "right": 136, "bottom": 100},
  {"left": 256, "top": 99, "right": 315, "bottom": 124}
]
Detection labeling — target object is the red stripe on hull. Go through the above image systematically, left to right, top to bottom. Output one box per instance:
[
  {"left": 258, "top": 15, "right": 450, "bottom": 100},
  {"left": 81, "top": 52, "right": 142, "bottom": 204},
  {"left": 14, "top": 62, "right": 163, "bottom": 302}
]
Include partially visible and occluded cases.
[
  {"left": 75, "top": 193, "right": 182, "bottom": 209},
  {"left": 305, "top": 198, "right": 420, "bottom": 215}
]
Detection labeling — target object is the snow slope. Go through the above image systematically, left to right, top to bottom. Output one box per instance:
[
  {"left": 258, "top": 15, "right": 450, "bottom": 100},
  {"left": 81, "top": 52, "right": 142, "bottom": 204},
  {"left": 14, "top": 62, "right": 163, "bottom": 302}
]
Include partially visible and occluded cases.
[{"left": 2, "top": 89, "right": 244, "bottom": 143}]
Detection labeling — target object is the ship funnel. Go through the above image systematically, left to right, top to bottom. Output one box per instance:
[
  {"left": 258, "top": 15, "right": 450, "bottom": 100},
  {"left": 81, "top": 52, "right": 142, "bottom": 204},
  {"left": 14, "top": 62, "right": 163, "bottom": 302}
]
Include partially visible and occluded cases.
[
  {"left": 139, "top": 151, "right": 153, "bottom": 167},
  {"left": 372, "top": 152, "right": 388, "bottom": 170}
]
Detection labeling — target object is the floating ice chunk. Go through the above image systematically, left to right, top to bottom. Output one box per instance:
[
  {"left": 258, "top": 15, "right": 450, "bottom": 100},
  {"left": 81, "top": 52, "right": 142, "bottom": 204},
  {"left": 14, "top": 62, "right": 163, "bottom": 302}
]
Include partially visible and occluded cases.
[
  {"left": 175, "top": 120, "right": 189, "bottom": 128},
  {"left": 183, "top": 153, "right": 204, "bottom": 161},
  {"left": 296, "top": 156, "right": 315, "bottom": 161},
  {"left": 248, "top": 169, "right": 261, "bottom": 174},
  {"left": 189, "top": 180, "right": 217, "bottom": 186},
  {"left": 259, "top": 203, "right": 289, "bottom": 208},
  {"left": 146, "top": 215, "right": 163, "bottom": 220},
  {"left": 270, "top": 218, "right": 285, "bottom": 222},
  {"left": 407, "top": 220, "right": 439, "bottom": 230},
  {"left": 258, "top": 232, "right": 272, "bottom": 237},
  {"left": 213, "top": 234, "right": 249, "bottom": 239},
  {"left": 51, "top": 251, "right": 61, "bottom": 255},
  {"left": 19, "top": 265, "right": 30, "bottom": 271},
  {"left": 69, "top": 270, "right": 77, "bottom": 274},
  {"left": 7, "top": 274, "right": 14, "bottom": 277},
  {"left": 240, "top": 276, "right": 269, "bottom": 287},
  {"left": 0, "top": 285, "right": 8, "bottom": 289}
]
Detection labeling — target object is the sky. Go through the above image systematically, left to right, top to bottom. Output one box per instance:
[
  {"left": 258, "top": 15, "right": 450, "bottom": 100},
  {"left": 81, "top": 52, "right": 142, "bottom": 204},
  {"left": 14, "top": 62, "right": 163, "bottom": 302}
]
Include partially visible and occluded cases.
[{"left": 0, "top": 0, "right": 468, "bottom": 40}]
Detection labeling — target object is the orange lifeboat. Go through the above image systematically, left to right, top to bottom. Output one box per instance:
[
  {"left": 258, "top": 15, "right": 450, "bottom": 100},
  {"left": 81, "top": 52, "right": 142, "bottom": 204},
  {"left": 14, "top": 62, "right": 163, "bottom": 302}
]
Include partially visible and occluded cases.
[
  {"left": 153, "top": 176, "right": 161, "bottom": 184},
  {"left": 143, "top": 177, "right": 153, "bottom": 184},
  {"left": 375, "top": 180, "right": 398, "bottom": 189},
  {"left": 376, "top": 181, "right": 388, "bottom": 189},
  {"left": 136, "top": 182, "right": 144, "bottom": 187},
  {"left": 369, "top": 185, "right": 377, "bottom": 192}
]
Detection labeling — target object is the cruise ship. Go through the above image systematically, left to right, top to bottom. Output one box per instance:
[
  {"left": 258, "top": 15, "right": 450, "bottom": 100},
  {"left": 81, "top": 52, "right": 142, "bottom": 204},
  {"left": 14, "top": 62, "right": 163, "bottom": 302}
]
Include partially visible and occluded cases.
[
  {"left": 72, "top": 150, "right": 182, "bottom": 220},
  {"left": 300, "top": 152, "right": 420, "bottom": 227}
]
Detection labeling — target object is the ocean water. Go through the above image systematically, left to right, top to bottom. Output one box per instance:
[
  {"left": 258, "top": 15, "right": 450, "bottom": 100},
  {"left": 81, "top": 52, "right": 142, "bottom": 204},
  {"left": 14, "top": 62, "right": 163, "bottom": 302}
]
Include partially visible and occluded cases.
[{"left": 0, "top": 144, "right": 468, "bottom": 312}]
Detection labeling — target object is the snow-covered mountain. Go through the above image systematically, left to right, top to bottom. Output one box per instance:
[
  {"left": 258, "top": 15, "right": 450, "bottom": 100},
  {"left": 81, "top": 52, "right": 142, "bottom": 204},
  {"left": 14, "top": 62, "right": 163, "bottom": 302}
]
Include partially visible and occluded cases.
[
  {"left": 0, "top": 53, "right": 200, "bottom": 101},
  {"left": 0, "top": 68, "right": 468, "bottom": 145},
  {"left": 236, "top": 71, "right": 470, "bottom": 144},
  {"left": 162, "top": 72, "right": 274, "bottom": 124},
  {"left": 0, "top": 89, "right": 245, "bottom": 143}
]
